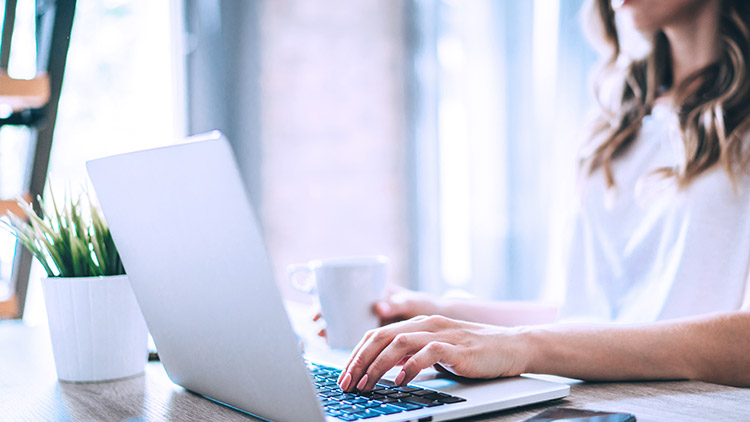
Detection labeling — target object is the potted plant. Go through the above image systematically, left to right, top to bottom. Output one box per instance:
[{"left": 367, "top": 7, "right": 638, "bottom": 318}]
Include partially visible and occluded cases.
[{"left": 1, "top": 190, "right": 148, "bottom": 382}]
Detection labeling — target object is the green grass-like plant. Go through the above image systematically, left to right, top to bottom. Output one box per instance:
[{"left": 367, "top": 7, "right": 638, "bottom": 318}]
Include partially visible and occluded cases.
[{"left": 1, "top": 190, "right": 124, "bottom": 277}]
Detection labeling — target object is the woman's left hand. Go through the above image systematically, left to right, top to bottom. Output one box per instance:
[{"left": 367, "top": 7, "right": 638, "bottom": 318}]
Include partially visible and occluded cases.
[{"left": 337, "top": 315, "right": 532, "bottom": 392}]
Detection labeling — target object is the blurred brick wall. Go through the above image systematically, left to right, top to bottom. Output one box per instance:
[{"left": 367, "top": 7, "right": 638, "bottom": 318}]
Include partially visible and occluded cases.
[{"left": 259, "top": 1, "right": 408, "bottom": 301}]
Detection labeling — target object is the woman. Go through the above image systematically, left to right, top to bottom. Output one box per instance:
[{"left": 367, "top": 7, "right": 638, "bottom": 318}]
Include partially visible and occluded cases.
[{"left": 336, "top": 0, "right": 750, "bottom": 392}]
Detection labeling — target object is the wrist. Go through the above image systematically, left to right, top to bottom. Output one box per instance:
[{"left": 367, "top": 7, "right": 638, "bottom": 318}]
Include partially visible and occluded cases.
[
  {"left": 428, "top": 296, "right": 450, "bottom": 317},
  {"left": 516, "top": 326, "right": 546, "bottom": 374}
]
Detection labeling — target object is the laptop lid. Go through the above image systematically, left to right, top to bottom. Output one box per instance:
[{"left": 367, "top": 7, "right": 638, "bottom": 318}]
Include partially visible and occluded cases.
[
  {"left": 87, "top": 131, "right": 325, "bottom": 422},
  {"left": 87, "top": 132, "right": 569, "bottom": 422}
]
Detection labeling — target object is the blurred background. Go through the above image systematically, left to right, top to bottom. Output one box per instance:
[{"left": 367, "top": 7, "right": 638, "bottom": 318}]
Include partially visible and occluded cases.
[{"left": 0, "top": 0, "right": 596, "bottom": 323}]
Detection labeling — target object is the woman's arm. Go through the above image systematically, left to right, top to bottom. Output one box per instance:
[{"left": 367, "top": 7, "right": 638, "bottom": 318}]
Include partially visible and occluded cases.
[
  {"left": 375, "top": 286, "right": 558, "bottom": 326},
  {"left": 315, "top": 288, "right": 556, "bottom": 341},
  {"left": 436, "top": 299, "right": 558, "bottom": 326},
  {"left": 338, "top": 311, "right": 750, "bottom": 393},
  {"left": 527, "top": 311, "right": 750, "bottom": 386}
]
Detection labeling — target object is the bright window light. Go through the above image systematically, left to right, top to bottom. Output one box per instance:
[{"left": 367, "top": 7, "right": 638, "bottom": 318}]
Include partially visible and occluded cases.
[{"left": 532, "top": 0, "right": 560, "bottom": 118}]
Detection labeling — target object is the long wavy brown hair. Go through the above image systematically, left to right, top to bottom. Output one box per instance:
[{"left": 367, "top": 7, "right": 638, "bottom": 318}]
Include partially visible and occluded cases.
[{"left": 582, "top": 0, "right": 750, "bottom": 188}]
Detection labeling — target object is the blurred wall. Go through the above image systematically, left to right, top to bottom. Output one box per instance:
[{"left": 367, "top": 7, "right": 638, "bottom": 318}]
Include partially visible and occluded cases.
[
  {"left": 184, "top": 1, "right": 409, "bottom": 301},
  {"left": 260, "top": 1, "right": 409, "bottom": 301}
]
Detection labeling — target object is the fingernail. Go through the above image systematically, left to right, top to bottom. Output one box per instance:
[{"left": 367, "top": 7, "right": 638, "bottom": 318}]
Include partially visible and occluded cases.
[
  {"left": 375, "top": 301, "right": 390, "bottom": 316},
  {"left": 395, "top": 370, "right": 406, "bottom": 386},
  {"left": 340, "top": 372, "right": 352, "bottom": 391},
  {"left": 356, "top": 373, "right": 369, "bottom": 391}
]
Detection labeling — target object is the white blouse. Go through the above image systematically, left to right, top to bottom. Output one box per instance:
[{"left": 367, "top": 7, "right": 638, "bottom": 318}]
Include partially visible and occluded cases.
[{"left": 559, "top": 103, "right": 750, "bottom": 323}]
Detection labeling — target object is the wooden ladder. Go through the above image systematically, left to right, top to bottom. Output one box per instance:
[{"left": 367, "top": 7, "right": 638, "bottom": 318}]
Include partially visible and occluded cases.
[{"left": 0, "top": 0, "right": 77, "bottom": 319}]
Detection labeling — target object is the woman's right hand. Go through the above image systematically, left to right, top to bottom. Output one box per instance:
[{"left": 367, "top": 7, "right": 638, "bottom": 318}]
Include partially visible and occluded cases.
[{"left": 337, "top": 315, "right": 530, "bottom": 392}]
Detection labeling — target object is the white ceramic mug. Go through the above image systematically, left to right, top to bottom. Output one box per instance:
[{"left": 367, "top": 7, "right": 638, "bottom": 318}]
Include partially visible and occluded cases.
[{"left": 288, "top": 256, "right": 388, "bottom": 350}]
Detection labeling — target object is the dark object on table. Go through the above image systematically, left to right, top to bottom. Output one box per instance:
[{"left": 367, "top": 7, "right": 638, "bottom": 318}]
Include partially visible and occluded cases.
[{"left": 524, "top": 407, "right": 636, "bottom": 422}]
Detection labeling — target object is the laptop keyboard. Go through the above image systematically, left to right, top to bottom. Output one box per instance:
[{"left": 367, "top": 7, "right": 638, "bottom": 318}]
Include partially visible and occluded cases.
[{"left": 308, "top": 362, "right": 466, "bottom": 420}]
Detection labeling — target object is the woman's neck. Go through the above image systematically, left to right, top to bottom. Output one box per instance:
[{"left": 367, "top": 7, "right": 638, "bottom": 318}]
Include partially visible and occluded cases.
[{"left": 662, "top": 1, "right": 722, "bottom": 91}]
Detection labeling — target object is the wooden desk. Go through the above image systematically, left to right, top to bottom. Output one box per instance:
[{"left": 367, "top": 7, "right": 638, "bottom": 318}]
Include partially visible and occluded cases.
[{"left": 2, "top": 321, "right": 749, "bottom": 421}]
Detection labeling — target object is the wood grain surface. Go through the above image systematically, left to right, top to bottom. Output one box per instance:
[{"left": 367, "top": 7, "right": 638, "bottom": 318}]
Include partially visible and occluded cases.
[{"left": 2, "top": 322, "right": 748, "bottom": 422}]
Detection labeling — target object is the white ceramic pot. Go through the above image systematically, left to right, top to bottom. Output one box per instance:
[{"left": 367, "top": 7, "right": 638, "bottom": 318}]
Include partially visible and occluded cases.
[{"left": 40, "top": 275, "right": 148, "bottom": 382}]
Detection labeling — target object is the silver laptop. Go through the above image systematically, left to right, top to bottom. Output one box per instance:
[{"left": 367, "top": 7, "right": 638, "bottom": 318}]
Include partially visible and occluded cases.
[{"left": 86, "top": 131, "right": 569, "bottom": 422}]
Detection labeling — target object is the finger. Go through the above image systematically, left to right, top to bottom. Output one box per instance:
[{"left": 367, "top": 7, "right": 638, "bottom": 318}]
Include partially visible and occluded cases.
[
  {"left": 375, "top": 295, "right": 416, "bottom": 320},
  {"left": 374, "top": 301, "right": 394, "bottom": 319},
  {"left": 310, "top": 302, "right": 322, "bottom": 321},
  {"left": 339, "top": 315, "right": 450, "bottom": 390},
  {"left": 340, "top": 318, "right": 418, "bottom": 386},
  {"left": 341, "top": 320, "right": 407, "bottom": 384},
  {"left": 339, "top": 323, "right": 402, "bottom": 389},
  {"left": 338, "top": 328, "right": 377, "bottom": 385},
  {"left": 356, "top": 331, "right": 436, "bottom": 391},
  {"left": 398, "top": 341, "right": 459, "bottom": 386},
  {"left": 396, "top": 355, "right": 411, "bottom": 366}
]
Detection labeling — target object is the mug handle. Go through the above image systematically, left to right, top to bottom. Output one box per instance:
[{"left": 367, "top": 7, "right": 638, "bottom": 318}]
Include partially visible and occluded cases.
[{"left": 287, "top": 264, "right": 315, "bottom": 293}]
